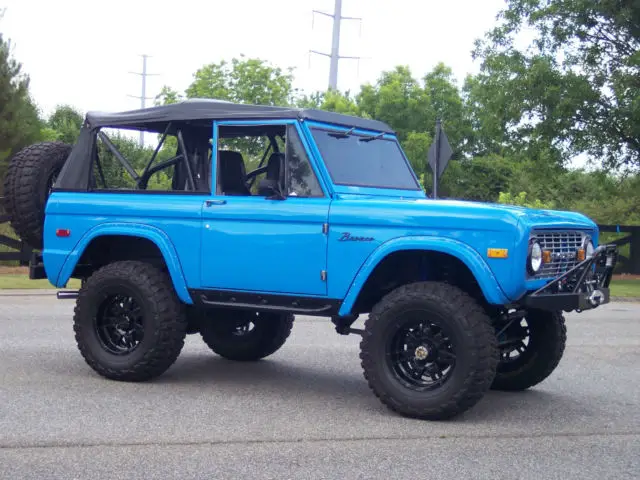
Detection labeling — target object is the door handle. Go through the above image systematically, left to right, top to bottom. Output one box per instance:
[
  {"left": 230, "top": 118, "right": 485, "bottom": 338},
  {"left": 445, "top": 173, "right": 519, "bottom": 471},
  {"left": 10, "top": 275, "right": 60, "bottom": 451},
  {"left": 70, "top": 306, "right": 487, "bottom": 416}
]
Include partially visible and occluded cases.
[{"left": 205, "top": 199, "right": 227, "bottom": 207}]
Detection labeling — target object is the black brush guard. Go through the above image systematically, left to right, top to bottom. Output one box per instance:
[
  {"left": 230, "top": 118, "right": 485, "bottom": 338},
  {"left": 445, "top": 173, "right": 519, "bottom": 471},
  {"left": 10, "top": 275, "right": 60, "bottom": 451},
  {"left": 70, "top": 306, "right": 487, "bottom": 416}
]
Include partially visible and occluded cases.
[{"left": 521, "top": 244, "right": 618, "bottom": 312}]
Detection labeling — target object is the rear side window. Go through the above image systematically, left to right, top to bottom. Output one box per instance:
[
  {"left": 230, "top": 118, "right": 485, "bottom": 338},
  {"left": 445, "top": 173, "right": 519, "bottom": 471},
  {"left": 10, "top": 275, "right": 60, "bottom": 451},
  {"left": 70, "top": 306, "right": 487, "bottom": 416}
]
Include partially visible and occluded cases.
[
  {"left": 90, "top": 125, "right": 211, "bottom": 193},
  {"left": 310, "top": 128, "right": 420, "bottom": 190}
]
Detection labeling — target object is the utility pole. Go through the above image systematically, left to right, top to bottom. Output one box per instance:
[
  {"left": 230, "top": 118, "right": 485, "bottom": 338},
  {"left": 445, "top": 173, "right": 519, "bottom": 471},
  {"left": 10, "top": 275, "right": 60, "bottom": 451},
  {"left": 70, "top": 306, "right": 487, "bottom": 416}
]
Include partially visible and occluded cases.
[
  {"left": 310, "top": 0, "right": 362, "bottom": 91},
  {"left": 328, "top": 0, "right": 343, "bottom": 90},
  {"left": 128, "top": 54, "right": 158, "bottom": 146}
]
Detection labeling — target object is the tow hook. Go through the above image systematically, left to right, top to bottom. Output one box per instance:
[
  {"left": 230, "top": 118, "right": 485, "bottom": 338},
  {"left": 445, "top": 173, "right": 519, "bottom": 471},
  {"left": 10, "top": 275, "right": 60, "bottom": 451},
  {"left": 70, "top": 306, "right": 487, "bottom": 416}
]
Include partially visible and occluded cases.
[
  {"left": 57, "top": 290, "right": 79, "bottom": 300},
  {"left": 588, "top": 290, "right": 604, "bottom": 307}
]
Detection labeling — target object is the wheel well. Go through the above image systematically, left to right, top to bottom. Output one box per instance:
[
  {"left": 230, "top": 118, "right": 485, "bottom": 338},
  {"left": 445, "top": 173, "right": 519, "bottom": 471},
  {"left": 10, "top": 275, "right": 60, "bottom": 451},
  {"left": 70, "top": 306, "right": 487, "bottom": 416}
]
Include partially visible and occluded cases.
[
  {"left": 72, "top": 235, "right": 168, "bottom": 279},
  {"left": 351, "top": 250, "right": 486, "bottom": 314}
]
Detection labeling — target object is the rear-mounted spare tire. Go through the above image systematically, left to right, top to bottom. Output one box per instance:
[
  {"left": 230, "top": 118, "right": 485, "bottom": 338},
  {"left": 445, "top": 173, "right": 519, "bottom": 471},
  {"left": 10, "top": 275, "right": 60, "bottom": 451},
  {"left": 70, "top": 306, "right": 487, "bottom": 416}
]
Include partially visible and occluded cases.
[{"left": 2, "top": 141, "right": 72, "bottom": 250}]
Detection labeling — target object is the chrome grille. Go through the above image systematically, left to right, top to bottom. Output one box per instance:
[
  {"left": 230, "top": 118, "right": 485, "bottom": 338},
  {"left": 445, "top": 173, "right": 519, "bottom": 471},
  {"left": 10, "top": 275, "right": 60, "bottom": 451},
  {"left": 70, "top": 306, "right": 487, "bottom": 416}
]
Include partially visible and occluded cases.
[{"left": 532, "top": 231, "right": 585, "bottom": 279}]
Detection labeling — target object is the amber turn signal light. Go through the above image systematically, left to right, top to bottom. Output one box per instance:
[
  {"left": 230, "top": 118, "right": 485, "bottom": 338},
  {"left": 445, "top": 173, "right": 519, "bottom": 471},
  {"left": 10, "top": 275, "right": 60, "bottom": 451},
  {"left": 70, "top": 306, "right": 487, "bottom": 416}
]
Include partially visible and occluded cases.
[
  {"left": 487, "top": 248, "right": 508, "bottom": 259},
  {"left": 576, "top": 249, "right": 586, "bottom": 262},
  {"left": 542, "top": 250, "right": 552, "bottom": 264}
]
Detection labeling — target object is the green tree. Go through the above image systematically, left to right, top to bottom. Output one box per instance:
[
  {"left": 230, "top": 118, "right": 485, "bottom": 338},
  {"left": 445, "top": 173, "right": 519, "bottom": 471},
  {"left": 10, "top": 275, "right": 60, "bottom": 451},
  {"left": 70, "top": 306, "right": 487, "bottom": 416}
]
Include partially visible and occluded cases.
[
  {"left": 472, "top": 0, "right": 640, "bottom": 170},
  {"left": 0, "top": 31, "right": 43, "bottom": 192},
  {"left": 182, "top": 56, "right": 295, "bottom": 106},
  {"left": 422, "top": 63, "right": 473, "bottom": 158},
  {"left": 356, "top": 66, "right": 431, "bottom": 143},
  {"left": 154, "top": 86, "right": 182, "bottom": 106},
  {"left": 47, "top": 104, "right": 83, "bottom": 144},
  {"left": 498, "top": 191, "right": 556, "bottom": 210}
]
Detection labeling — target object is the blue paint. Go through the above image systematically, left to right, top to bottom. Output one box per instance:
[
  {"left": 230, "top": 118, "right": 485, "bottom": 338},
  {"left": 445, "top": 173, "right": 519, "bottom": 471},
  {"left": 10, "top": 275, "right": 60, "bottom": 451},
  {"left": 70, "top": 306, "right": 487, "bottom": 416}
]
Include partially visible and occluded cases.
[
  {"left": 41, "top": 114, "right": 600, "bottom": 316},
  {"left": 43, "top": 192, "right": 206, "bottom": 304},
  {"left": 200, "top": 196, "right": 330, "bottom": 295},
  {"left": 338, "top": 236, "right": 511, "bottom": 317}
]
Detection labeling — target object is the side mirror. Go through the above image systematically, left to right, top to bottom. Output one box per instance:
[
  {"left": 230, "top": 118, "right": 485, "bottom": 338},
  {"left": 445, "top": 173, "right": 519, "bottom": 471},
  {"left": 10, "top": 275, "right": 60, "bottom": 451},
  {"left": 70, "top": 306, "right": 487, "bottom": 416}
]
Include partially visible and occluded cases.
[{"left": 258, "top": 178, "right": 285, "bottom": 200}]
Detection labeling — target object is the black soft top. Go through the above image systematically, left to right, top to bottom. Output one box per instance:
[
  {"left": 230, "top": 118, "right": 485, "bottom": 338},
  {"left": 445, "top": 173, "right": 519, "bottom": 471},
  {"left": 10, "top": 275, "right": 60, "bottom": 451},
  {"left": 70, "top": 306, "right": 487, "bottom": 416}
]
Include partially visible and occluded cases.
[
  {"left": 55, "top": 99, "right": 395, "bottom": 191},
  {"left": 84, "top": 99, "right": 394, "bottom": 134}
]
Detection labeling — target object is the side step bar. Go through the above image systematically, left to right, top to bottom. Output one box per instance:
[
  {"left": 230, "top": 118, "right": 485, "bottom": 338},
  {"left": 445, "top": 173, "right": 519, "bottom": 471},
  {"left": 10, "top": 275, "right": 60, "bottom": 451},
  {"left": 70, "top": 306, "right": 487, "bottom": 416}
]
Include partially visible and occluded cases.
[{"left": 57, "top": 290, "right": 79, "bottom": 300}]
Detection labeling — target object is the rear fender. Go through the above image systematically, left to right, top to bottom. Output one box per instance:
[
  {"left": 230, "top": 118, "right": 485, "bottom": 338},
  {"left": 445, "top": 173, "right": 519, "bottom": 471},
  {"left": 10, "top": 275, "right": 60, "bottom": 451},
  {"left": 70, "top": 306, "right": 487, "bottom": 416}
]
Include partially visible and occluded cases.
[
  {"left": 54, "top": 223, "right": 192, "bottom": 304},
  {"left": 338, "top": 236, "right": 510, "bottom": 316}
]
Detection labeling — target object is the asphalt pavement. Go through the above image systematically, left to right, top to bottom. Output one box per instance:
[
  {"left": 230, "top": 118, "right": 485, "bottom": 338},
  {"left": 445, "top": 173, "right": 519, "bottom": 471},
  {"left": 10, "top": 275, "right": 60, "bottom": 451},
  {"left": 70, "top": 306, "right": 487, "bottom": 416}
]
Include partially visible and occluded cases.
[{"left": 1, "top": 294, "right": 638, "bottom": 479}]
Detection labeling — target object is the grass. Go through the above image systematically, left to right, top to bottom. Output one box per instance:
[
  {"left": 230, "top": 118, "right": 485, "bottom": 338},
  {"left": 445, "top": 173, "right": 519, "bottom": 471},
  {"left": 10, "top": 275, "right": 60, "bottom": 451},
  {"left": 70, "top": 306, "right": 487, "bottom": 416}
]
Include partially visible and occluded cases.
[
  {"left": 0, "top": 274, "right": 80, "bottom": 290},
  {"left": 609, "top": 279, "right": 640, "bottom": 298}
]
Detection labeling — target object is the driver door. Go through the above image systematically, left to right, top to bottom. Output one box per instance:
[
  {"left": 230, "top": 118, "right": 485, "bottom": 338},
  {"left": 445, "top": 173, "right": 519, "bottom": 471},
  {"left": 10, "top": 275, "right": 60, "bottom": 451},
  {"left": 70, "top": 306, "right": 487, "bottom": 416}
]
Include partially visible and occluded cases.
[{"left": 200, "top": 121, "right": 330, "bottom": 296}]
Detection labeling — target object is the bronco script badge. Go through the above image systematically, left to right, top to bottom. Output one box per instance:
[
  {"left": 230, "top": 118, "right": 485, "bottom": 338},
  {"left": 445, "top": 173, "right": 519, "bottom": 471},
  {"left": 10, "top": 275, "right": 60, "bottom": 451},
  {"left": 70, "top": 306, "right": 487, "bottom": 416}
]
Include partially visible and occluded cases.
[{"left": 338, "top": 232, "right": 375, "bottom": 242}]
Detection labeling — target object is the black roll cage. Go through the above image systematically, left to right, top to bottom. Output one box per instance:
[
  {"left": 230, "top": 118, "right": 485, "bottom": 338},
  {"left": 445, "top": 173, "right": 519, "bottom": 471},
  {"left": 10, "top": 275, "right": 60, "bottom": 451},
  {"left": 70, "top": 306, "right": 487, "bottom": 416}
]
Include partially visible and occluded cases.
[
  {"left": 91, "top": 121, "right": 288, "bottom": 194},
  {"left": 93, "top": 121, "right": 202, "bottom": 192}
]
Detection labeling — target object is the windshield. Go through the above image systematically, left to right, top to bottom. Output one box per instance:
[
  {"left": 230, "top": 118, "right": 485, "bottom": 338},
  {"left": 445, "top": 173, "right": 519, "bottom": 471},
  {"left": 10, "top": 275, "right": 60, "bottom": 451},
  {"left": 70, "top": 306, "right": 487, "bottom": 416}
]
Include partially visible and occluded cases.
[{"left": 310, "top": 128, "right": 420, "bottom": 190}]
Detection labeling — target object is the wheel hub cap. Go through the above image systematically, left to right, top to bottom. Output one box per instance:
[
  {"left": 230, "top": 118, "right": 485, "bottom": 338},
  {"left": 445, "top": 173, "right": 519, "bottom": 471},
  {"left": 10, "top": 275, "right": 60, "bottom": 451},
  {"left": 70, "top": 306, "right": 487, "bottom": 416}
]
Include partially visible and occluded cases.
[{"left": 414, "top": 345, "right": 429, "bottom": 360}]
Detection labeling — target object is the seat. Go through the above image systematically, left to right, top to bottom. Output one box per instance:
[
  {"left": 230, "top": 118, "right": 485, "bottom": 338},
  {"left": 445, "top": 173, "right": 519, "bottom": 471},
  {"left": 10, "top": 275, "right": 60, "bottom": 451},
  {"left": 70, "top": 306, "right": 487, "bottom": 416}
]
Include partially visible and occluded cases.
[
  {"left": 219, "top": 150, "right": 251, "bottom": 195},
  {"left": 258, "top": 152, "right": 285, "bottom": 196}
]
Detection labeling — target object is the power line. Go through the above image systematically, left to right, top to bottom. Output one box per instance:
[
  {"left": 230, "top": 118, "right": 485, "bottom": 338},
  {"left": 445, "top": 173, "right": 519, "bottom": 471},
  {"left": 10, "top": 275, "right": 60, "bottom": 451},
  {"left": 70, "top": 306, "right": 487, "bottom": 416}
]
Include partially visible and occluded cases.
[
  {"left": 310, "top": 0, "right": 363, "bottom": 91},
  {"left": 128, "top": 54, "right": 158, "bottom": 146}
]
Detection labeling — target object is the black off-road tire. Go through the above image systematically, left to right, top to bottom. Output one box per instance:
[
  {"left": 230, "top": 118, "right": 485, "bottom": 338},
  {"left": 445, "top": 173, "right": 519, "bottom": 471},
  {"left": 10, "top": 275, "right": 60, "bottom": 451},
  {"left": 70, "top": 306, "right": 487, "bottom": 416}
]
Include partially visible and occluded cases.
[
  {"left": 3, "top": 141, "right": 72, "bottom": 249},
  {"left": 73, "top": 261, "right": 188, "bottom": 382},
  {"left": 360, "top": 281, "right": 499, "bottom": 420},
  {"left": 200, "top": 310, "right": 294, "bottom": 361},
  {"left": 491, "top": 310, "right": 566, "bottom": 391}
]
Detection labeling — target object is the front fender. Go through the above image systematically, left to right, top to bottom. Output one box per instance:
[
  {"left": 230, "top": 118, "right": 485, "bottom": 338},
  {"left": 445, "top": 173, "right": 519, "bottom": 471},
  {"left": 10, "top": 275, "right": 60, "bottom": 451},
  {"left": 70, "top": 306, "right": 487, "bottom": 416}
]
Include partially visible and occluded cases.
[
  {"left": 54, "top": 223, "right": 192, "bottom": 304},
  {"left": 338, "top": 236, "right": 510, "bottom": 316}
]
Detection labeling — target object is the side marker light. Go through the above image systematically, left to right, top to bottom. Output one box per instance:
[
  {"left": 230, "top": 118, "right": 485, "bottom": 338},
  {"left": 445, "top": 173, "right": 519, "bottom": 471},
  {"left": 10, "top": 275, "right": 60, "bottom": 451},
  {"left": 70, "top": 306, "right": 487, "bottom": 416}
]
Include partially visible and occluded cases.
[{"left": 487, "top": 248, "right": 508, "bottom": 259}]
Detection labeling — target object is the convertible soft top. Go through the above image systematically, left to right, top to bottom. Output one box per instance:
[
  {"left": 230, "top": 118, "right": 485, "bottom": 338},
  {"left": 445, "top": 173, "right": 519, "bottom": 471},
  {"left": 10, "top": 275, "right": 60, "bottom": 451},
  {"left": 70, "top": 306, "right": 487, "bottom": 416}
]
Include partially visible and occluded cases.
[
  {"left": 55, "top": 99, "right": 395, "bottom": 191},
  {"left": 84, "top": 99, "right": 395, "bottom": 134}
]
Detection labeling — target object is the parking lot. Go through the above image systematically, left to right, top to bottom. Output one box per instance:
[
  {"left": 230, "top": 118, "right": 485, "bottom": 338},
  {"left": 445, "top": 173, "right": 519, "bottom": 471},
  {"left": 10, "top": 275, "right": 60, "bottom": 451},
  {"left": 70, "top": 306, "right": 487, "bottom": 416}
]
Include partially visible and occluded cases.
[{"left": 1, "top": 293, "right": 638, "bottom": 479}]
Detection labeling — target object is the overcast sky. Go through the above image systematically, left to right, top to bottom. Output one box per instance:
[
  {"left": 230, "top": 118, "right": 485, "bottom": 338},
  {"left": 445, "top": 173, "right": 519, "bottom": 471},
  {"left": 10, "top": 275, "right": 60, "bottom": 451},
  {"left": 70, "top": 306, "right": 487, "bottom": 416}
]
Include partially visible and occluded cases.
[{"left": 2, "top": 0, "right": 508, "bottom": 118}]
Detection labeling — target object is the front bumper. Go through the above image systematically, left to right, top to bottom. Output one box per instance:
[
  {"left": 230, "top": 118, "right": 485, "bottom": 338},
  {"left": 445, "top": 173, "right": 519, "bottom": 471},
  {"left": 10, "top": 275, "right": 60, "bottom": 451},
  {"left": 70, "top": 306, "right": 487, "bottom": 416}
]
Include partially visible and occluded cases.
[{"left": 520, "top": 244, "right": 618, "bottom": 312}]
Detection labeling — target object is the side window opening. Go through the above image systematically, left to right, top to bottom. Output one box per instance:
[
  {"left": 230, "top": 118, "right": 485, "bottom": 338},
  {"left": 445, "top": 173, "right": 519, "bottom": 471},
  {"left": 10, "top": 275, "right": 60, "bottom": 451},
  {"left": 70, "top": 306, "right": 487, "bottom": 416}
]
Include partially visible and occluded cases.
[
  {"left": 90, "top": 123, "right": 212, "bottom": 193},
  {"left": 216, "top": 124, "right": 323, "bottom": 198},
  {"left": 286, "top": 125, "right": 323, "bottom": 198}
]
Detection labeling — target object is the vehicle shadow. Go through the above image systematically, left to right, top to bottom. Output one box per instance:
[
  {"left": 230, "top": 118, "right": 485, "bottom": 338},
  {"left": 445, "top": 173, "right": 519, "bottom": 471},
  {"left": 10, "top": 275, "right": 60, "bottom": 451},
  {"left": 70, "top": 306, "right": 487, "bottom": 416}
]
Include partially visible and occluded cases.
[
  {"left": 152, "top": 351, "right": 585, "bottom": 424},
  {"left": 158, "top": 352, "right": 372, "bottom": 398}
]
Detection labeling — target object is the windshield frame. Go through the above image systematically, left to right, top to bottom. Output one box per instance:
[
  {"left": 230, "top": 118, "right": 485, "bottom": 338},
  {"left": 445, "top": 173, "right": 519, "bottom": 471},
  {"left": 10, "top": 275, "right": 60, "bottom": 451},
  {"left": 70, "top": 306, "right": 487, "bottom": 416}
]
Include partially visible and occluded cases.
[{"left": 306, "top": 124, "right": 424, "bottom": 196}]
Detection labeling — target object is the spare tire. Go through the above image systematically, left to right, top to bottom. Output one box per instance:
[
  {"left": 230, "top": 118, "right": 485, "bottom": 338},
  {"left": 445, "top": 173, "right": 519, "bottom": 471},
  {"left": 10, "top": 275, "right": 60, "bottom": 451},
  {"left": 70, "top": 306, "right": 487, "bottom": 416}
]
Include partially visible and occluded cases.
[{"left": 3, "top": 142, "right": 72, "bottom": 250}]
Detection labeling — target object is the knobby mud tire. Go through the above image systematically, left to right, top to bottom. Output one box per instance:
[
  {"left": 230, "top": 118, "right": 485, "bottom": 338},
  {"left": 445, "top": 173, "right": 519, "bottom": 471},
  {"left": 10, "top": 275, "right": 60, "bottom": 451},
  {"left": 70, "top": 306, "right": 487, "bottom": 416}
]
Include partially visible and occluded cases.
[{"left": 3, "top": 142, "right": 72, "bottom": 249}]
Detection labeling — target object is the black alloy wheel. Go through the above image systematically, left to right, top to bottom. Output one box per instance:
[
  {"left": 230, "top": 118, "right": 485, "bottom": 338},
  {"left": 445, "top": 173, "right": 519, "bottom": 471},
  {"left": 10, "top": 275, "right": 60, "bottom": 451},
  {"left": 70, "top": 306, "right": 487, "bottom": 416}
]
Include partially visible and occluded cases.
[
  {"left": 94, "top": 294, "right": 145, "bottom": 355},
  {"left": 491, "top": 309, "right": 567, "bottom": 391},
  {"left": 387, "top": 314, "right": 457, "bottom": 391}
]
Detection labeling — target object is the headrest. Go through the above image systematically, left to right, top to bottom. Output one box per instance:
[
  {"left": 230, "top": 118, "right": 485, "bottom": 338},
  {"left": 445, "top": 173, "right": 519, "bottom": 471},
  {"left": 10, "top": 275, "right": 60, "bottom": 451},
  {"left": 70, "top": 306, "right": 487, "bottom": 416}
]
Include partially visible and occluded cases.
[{"left": 219, "top": 150, "right": 246, "bottom": 177}]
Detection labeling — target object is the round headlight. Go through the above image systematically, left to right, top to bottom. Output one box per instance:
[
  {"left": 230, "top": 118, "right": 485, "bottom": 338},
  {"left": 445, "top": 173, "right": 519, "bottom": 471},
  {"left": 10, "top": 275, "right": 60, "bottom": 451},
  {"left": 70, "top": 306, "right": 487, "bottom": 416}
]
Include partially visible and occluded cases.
[
  {"left": 584, "top": 237, "right": 595, "bottom": 259},
  {"left": 528, "top": 241, "right": 543, "bottom": 274}
]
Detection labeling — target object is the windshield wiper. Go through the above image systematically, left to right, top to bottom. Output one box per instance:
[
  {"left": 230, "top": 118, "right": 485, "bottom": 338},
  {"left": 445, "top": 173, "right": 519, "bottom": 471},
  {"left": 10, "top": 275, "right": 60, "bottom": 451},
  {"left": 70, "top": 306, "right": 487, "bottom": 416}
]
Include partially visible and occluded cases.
[
  {"left": 329, "top": 127, "right": 355, "bottom": 139},
  {"left": 359, "top": 132, "right": 385, "bottom": 142}
]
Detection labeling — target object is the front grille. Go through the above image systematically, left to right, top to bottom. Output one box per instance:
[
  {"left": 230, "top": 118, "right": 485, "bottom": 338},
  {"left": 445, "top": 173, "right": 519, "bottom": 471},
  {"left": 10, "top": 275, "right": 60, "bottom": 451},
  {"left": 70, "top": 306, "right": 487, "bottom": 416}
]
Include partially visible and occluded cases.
[{"left": 531, "top": 231, "right": 585, "bottom": 279}]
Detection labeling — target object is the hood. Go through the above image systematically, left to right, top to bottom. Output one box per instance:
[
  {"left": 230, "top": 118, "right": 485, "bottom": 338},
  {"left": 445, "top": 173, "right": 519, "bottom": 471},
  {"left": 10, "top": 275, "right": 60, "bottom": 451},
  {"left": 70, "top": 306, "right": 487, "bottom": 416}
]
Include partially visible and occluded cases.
[
  {"left": 334, "top": 194, "right": 597, "bottom": 234},
  {"left": 420, "top": 198, "right": 597, "bottom": 231}
]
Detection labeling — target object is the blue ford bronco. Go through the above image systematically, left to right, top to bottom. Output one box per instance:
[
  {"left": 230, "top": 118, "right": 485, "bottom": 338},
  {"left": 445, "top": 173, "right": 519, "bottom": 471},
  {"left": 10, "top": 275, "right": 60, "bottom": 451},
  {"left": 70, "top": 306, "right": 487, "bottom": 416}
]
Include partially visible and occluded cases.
[{"left": 4, "top": 99, "right": 618, "bottom": 420}]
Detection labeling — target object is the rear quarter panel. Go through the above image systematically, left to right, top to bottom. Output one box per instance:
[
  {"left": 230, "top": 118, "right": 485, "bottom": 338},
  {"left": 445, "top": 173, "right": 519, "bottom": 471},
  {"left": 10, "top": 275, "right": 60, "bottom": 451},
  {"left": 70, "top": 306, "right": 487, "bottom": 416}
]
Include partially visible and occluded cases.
[{"left": 43, "top": 192, "right": 207, "bottom": 303}]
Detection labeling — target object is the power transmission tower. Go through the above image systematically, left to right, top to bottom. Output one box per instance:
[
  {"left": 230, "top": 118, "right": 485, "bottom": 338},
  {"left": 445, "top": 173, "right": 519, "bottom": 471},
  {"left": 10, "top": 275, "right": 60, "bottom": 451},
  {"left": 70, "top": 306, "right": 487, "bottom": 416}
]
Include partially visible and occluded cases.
[
  {"left": 310, "top": 0, "right": 362, "bottom": 91},
  {"left": 128, "top": 54, "right": 158, "bottom": 146}
]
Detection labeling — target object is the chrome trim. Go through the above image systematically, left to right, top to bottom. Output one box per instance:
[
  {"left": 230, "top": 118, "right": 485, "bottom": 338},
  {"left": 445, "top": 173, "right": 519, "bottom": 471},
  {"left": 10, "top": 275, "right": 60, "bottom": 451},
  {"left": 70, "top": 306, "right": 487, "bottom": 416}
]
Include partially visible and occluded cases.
[{"left": 528, "top": 230, "right": 590, "bottom": 279}]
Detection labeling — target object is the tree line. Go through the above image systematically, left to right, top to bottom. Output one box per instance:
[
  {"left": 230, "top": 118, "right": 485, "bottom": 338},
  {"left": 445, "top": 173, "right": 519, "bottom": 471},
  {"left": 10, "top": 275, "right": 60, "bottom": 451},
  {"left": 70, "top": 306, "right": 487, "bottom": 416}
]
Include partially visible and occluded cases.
[{"left": 1, "top": 0, "right": 638, "bottom": 225}]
